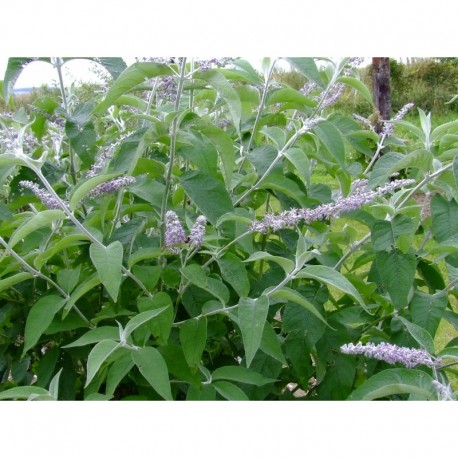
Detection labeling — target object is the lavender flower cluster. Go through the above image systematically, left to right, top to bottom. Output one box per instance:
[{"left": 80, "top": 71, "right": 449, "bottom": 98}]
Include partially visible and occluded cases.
[
  {"left": 197, "top": 58, "right": 233, "bottom": 71},
  {"left": 299, "top": 81, "right": 318, "bottom": 96},
  {"left": 315, "top": 83, "right": 345, "bottom": 110},
  {"left": 381, "top": 103, "right": 415, "bottom": 137},
  {"left": 352, "top": 113, "right": 377, "bottom": 132},
  {"left": 0, "top": 127, "right": 39, "bottom": 154},
  {"left": 86, "top": 176, "right": 135, "bottom": 199},
  {"left": 250, "top": 178, "right": 415, "bottom": 233},
  {"left": 19, "top": 180, "right": 62, "bottom": 210},
  {"left": 165, "top": 211, "right": 207, "bottom": 254},
  {"left": 340, "top": 342, "right": 441, "bottom": 369},
  {"left": 432, "top": 380, "right": 453, "bottom": 400}
]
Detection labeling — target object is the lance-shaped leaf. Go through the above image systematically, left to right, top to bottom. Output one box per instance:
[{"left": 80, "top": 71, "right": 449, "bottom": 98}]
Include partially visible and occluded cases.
[
  {"left": 94, "top": 62, "right": 173, "bottom": 113},
  {"left": 89, "top": 241, "right": 124, "bottom": 302},
  {"left": 295, "top": 265, "right": 369, "bottom": 313},
  {"left": 0, "top": 272, "right": 33, "bottom": 294},
  {"left": 238, "top": 295, "right": 269, "bottom": 367},
  {"left": 23, "top": 296, "right": 66, "bottom": 355},
  {"left": 121, "top": 306, "right": 170, "bottom": 342},
  {"left": 397, "top": 316, "right": 435, "bottom": 355},
  {"left": 180, "top": 317, "right": 207, "bottom": 368},
  {"left": 62, "top": 326, "right": 120, "bottom": 348},
  {"left": 85, "top": 340, "right": 120, "bottom": 387},
  {"left": 131, "top": 347, "right": 172, "bottom": 400},
  {"left": 212, "top": 365, "right": 276, "bottom": 386},
  {"left": 347, "top": 369, "right": 435, "bottom": 400},
  {"left": 212, "top": 381, "right": 249, "bottom": 400}
]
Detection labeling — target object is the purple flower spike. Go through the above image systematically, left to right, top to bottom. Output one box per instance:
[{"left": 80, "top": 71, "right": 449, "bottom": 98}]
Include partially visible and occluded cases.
[
  {"left": 86, "top": 176, "right": 135, "bottom": 199},
  {"left": 19, "top": 180, "right": 62, "bottom": 210},
  {"left": 165, "top": 211, "right": 187, "bottom": 254},
  {"left": 189, "top": 215, "right": 207, "bottom": 249},
  {"left": 340, "top": 342, "right": 441, "bottom": 368}
]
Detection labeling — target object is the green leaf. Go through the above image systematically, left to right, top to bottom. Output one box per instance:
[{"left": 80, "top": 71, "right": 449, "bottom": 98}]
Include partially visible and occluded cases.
[
  {"left": 85, "top": 57, "right": 127, "bottom": 80},
  {"left": 285, "top": 57, "right": 325, "bottom": 88},
  {"left": 95, "top": 62, "right": 173, "bottom": 113},
  {"left": 196, "top": 69, "right": 242, "bottom": 134},
  {"left": 336, "top": 76, "right": 373, "bottom": 105},
  {"left": 266, "top": 88, "right": 315, "bottom": 108},
  {"left": 431, "top": 119, "right": 458, "bottom": 143},
  {"left": 314, "top": 121, "right": 346, "bottom": 167},
  {"left": 193, "top": 124, "right": 236, "bottom": 187},
  {"left": 283, "top": 147, "right": 310, "bottom": 187},
  {"left": 368, "top": 152, "right": 404, "bottom": 189},
  {"left": 180, "top": 170, "right": 234, "bottom": 226},
  {"left": 69, "top": 173, "right": 121, "bottom": 210},
  {"left": 259, "top": 174, "right": 309, "bottom": 207},
  {"left": 431, "top": 195, "right": 458, "bottom": 243},
  {"left": 7, "top": 210, "right": 65, "bottom": 251},
  {"left": 371, "top": 215, "right": 416, "bottom": 251},
  {"left": 89, "top": 241, "right": 124, "bottom": 302},
  {"left": 128, "top": 247, "right": 162, "bottom": 269},
  {"left": 375, "top": 250, "right": 416, "bottom": 309},
  {"left": 244, "top": 251, "right": 294, "bottom": 275},
  {"left": 217, "top": 253, "right": 250, "bottom": 297},
  {"left": 180, "top": 264, "right": 230, "bottom": 304},
  {"left": 295, "top": 265, "right": 369, "bottom": 313},
  {"left": 56, "top": 266, "right": 81, "bottom": 295},
  {"left": 0, "top": 272, "right": 33, "bottom": 293},
  {"left": 63, "top": 272, "right": 101, "bottom": 317},
  {"left": 269, "top": 287, "right": 331, "bottom": 328},
  {"left": 410, "top": 292, "right": 447, "bottom": 338},
  {"left": 137, "top": 294, "right": 173, "bottom": 345},
  {"left": 238, "top": 295, "right": 269, "bottom": 367},
  {"left": 23, "top": 296, "right": 66, "bottom": 355},
  {"left": 122, "top": 307, "right": 170, "bottom": 342},
  {"left": 397, "top": 316, "right": 435, "bottom": 355},
  {"left": 180, "top": 317, "right": 207, "bottom": 367},
  {"left": 260, "top": 323, "right": 287, "bottom": 364},
  {"left": 62, "top": 326, "right": 119, "bottom": 348},
  {"left": 85, "top": 339, "right": 120, "bottom": 387},
  {"left": 131, "top": 347, "right": 172, "bottom": 400},
  {"left": 105, "top": 352, "right": 134, "bottom": 397},
  {"left": 212, "top": 365, "right": 276, "bottom": 386},
  {"left": 48, "top": 368, "right": 63, "bottom": 400},
  {"left": 347, "top": 368, "right": 435, "bottom": 400},
  {"left": 212, "top": 381, "right": 249, "bottom": 400},
  {"left": 0, "top": 386, "right": 51, "bottom": 400}
]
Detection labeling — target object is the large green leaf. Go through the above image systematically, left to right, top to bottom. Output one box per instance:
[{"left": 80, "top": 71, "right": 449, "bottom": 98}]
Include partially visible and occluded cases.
[
  {"left": 85, "top": 57, "right": 127, "bottom": 80},
  {"left": 285, "top": 57, "right": 325, "bottom": 88},
  {"left": 94, "top": 62, "right": 173, "bottom": 113},
  {"left": 196, "top": 69, "right": 242, "bottom": 134},
  {"left": 336, "top": 76, "right": 373, "bottom": 105},
  {"left": 266, "top": 88, "right": 315, "bottom": 108},
  {"left": 313, "top": 121, "right": 346, "bottom": 167},
  {"left": 283, "top": 147, "right": 311, "bottom": 187},
  {"left": 368, "top": 152, "right": 404, "bottom": 189},
  {"left": 180, "top": 170, "right": 234, "bottom": 226},
  {"left": 431, "top": 194, "right": 458, "bottom": 243},
  {"left": 7, "top": 210, "right": 65, "bottom": 251},
  {"left": 371, "top": 215, "right": 416, "bottom": 251},
  {"left": 89, "top": 241, "right": 124, "bottom": 302},
  {"left": 375, "top": 250, "right": 416, "bottom": 309},
  {"left": 217, "top": 253, "right": 250, "bottom": 297},
  {"left": 295, "top": 265, "right": 368, "bottom": 313},
  {"left": 0, "top": 272, "right": 33, "bottom": 293},
  {"left": 63, "top": 272, "right": 101, "bottom": 317},
  {"left": 269, "top": 287, "right": 330, "bottom": 327},
  {"left": 410, "top": 292, "right": 447, "bottom": 338},
  {"left": 137, "top": 294, "right": 173, "bottom": 346},
  {"left": 238, "top": 295, "right": 269, "bottom": 367},
  {"left": 23, "top": 296, "right": 66, "bottom": 355},
  {"left": 122, "top": 307, "right": 170, "bottom": 341},
  {"left": 397, "top": 316, "right": 435, "bottom": 355},
  {"left": 180, "top": 317, "right": 207, "bottom": 368},
  {"left": 260, "top": 323, "right": 287, "bottom": 364},
  {"left": 62, "top": 326, "right": 119, "bottom": 348},
  {"left": 85, "top": 339, "right": 120, "bottom": 387},
  {"left": 131, "top": 347, "right": 172, "bottom": 400},
  {"left": 105, "top": 352, "right": 134, "bottom": 397},
  {"left": 212, "top": 365, "right": 276, "bottom": 386},
  {"left": 347, "top": 368, "right": 435, "bottom": 400},
  {"left": 212, "top": 381, "right": 249, "bottom": 400},
  {"left": 0, "top": 386, "right": 52, "bottom": 400}
]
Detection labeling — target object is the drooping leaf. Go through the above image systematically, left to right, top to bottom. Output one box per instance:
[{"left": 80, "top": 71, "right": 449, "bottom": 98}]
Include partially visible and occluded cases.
[
  {"left": 285, "top": 57, "right": 325, "bottom": 88},
  {"left": 95, "top": 62, "right": 173, "bottom": 113},
  {"left": 314, "top": 121, "right": 346, "bottom": 167},
  {"left": 180, "top": 170, "right": 234, "bottom": 226},
  {"left": 89, "top": 241, "right": 124, "bottom": 302},
  {"left": 244, "top": 251, "right": 294, "bottom": 275},
  {"left": 217, "top": 253, "right": 250, "bottom": 298},
  {"left": 295, "top": 265, "right": 368, "bottom": 313},
  {"left": 0, "top": 272, "right": 33, "bottom": 294},
  {"left": 63, "top": 272, "right": 101, "bottom": 317},
  {"left": 410, "top": 291, "right": 447, "bottom": 338},
  {"left": 137, "top": 294, "right": 173, "bottom": 345},
  {"left": 238, "top": 295, "right": 269, "bottom": 367},
  {"left": 23, "top": 296, "right": 66, "bottom": 355},
  {"left": 122, "top": 307, "right": 170, "bottom": 342},
  {"left": 397, "top": 316, "right": 435, "bottom": 355},
  {"left": 180, "top": 317, "right": 207, "bottom": 368},
  {"left": 260, "top": 323, "right": 287, "bottom": 365},
  {"left": 62, "top": 327, "right": 120, "bottom": 348},
  {"left": 85, "top": 340, "right": 120, "bottom": 387},
  {"left": 131, "top": 346, "right": 172, "bottom": 400},
  {"left": 105, "top": 352, "right": 134, "bottom": 397},
  {"left": 212, "top": 365, "right": 276, "bottom": 386},
  {"left": 347, "top": 368, "right": 435, "bottom": 400},
  {"left": 212, "top": 381, "right": 249, "bottom": 400},
  {"left": 0, "top": 386, "right": 52, "bottom": 400}
]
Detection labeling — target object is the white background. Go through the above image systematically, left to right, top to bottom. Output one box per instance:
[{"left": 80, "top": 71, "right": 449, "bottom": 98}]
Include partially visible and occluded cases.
[{"left": 1, "top": 0, "right": 457, "bottom": 456}]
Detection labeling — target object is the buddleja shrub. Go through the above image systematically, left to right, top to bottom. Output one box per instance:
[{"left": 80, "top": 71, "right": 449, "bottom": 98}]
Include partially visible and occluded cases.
[{"left": 1, "top": 57, "right": 457, "bottom": 400}]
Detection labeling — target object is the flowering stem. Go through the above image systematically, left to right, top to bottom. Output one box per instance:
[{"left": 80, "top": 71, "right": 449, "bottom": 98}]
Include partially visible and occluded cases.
[
  {"left": 160, "top": 58, "right": 187, "bottom": 248},
  {"left": 236, "top": 59, "right": 278, "bottom": 174},
  {"left": 363, "top": 133, "right": 387, "bottom": 175}
]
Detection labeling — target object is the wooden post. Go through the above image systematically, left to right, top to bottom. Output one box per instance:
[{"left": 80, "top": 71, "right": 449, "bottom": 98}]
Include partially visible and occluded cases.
[{"left": 372, "top": 57, "right": 391, "bottom": 127}]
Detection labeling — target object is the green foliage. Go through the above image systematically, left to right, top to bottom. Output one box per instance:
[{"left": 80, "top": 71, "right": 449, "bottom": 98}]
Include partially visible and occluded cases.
[{"left": 1, "top": 56, "right": 457, "bottom": 401}]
